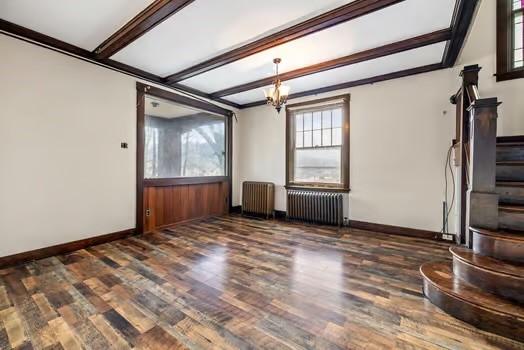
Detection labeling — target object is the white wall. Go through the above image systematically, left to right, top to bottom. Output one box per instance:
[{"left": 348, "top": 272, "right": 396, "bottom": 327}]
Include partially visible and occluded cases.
[
  {"left": 236, "top": 0, "right": 524, "bottom": 233},
  {"left": 0, "top": 34, "right": 238, "bottom": 257},
  {"left": 0, "top": 35, "right": 136, "bottom": 257},
  {"left": 238, "top": 70, "right": 456, "bottom": 232}
]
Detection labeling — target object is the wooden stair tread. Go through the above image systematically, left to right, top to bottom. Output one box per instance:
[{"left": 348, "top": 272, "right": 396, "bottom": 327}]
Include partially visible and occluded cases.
[
  {"left": 497, "top": 142, "right": 524, "bottom": 147},
  {"left": 497, "top": 161, "right": 524, "bottom": 166},
  {"left": 497, "top": 181, "right": 524, "bottom": 188},
  {"left": 499, "top": 204, "right": 524, "bottom": 213},
  {"left": 470, "top": 227, "right": 524, "bottom": 241},
  {"left": 450, "top": 246, "right": 523, "bottom": 278},
  {"left": 420, "top": 262, "right": 524, "bottom": 318}
]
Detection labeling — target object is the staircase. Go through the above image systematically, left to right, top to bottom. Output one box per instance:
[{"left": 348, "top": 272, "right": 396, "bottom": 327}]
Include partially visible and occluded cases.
[{"left": 420, "top": 66, "right": 524, "bottom": 343}]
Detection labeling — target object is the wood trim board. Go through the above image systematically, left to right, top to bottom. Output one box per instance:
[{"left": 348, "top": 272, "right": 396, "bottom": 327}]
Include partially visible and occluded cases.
[
  {"left": 94, "top": 0, "right": 195, "bottom": 59},
  {"left": 165, "top": 0, "right": 405, "bottom": 83},
  {"left": 442, "top": 0, "right": 480, "bottom": 67},
  {"left": 496, "top": 0, "right": 524, "bottom": 81},
  {"left": 0, "top": 19, "right": 240, "bottom": 109},
  {"left": 211, "top": 29, "right": 451, "bottom": 98},
  {"left": 242, "top": 63, "right": 444, "bottom": 109},
  {"left": 144, "top": 176, "right": 229, "bottom": 187},
  {"left": 232, "top": 206, "right": 441, "bottom": 240},
  {"left": 349, "top": 220, "right": 441, "bottom": 240},
  {"left": 0, "top": 229, "right": 135, "bottom": 269}
]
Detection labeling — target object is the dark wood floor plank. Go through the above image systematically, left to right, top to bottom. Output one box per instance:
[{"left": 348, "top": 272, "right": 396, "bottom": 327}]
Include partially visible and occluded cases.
[
  {"left": 0, "top": 215, "right": 522, "bottom": 349},
  {"left": 102, "top": 309, "right": 140, "bottom": 346}
]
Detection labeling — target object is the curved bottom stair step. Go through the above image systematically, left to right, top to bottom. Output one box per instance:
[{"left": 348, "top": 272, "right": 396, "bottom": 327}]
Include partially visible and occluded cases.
[
  {"left": 471, "top": 227, "right": 524, "bottom": 264},
  {"left": 450, "top": 246, "right": 524, "bottom": 303},
  {"left": 420, "top": 262, "right": 524, "bottom": 343}
]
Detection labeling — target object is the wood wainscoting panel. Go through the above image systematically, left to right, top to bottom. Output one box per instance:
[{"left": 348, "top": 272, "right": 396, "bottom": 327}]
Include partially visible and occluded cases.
[{"left": 143, "top": 181, "right": 229, "bottom": 232}]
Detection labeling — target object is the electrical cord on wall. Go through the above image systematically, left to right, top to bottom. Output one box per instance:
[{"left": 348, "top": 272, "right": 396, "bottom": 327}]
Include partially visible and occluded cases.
[{"left": 442, "top": 143, "right": 456, "bottom": 234}]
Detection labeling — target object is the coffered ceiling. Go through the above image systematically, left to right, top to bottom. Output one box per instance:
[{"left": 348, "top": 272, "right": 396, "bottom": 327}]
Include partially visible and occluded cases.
[{"left": 0, "top": 0, "right": 479, "bottom": 109}]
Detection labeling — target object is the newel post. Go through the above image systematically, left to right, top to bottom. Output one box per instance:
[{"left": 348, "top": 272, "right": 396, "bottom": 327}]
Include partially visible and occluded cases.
[{"left": 466, "top": 98, "right": 501, "bottom": 246}]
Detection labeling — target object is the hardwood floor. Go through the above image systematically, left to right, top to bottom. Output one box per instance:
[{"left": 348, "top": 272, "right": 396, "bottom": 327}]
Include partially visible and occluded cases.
[{"left": 0, "top": 215, "right": 522, "bottom": 349}]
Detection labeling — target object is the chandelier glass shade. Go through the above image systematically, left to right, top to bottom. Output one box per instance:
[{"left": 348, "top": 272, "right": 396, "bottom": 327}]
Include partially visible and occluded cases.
[{"left": 264, "top": 58, "right": 290, "bottom": 113}]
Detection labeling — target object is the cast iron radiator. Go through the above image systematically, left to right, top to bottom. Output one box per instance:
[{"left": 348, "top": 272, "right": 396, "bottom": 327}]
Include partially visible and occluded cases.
[
  {"left": 242, "top": 181, "right": 275, "bottom": 218},
  {"left": 287, "top": 189, "right": 343, "bottom": 226}
]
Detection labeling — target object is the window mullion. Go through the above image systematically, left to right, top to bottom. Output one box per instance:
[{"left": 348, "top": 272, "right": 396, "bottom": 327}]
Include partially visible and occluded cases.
[{"left": 330, "top": 110, "right": 333, "bottom": 147}]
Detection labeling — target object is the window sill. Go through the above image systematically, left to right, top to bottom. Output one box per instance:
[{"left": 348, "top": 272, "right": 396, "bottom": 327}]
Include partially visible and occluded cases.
[
  {"left": 496, "top": 69, "right": 524, "bottom": 82},
  {"left": 144, "top": 176, "right": 229, "bottom": 187},
  {"left": 285, "top": 185, "right": 350, "bottom": 193}
]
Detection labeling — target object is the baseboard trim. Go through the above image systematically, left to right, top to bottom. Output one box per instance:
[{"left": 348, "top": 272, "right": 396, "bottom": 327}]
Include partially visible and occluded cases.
[
  {"left": 231, "top": 205, "right": 286, "bottom": 220},
  {"left": 233, "top": 205, "right": 440, "bottom": 240},
  {"left": 275, "top": 210, "right": 286, "bottom": 219},
  {"left": 349, "top": 220, "right": 440, "bottom": 240},
  {"left": 0, "top": 228, "right": 136, "bottom": 269}
]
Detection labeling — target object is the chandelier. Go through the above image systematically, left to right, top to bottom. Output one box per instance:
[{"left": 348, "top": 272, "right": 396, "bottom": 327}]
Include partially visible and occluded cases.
[{"left": 264, "top": 58, "right": 290, "bottom": 113}]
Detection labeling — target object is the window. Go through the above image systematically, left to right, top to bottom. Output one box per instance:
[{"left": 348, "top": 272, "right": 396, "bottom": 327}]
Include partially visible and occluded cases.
[
  {"left": 497, "top": 0, "right": 524, "bottom": 80},
  {"left": 286, "top": 95, "right": 350, "bottom": 191},
  {"left": 144, "top": 96, "right": 227, "bottom": 179}
]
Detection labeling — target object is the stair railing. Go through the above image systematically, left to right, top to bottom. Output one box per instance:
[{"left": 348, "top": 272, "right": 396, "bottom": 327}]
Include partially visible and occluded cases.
[{"left": 455, "top": 65, "right": 501, "bottom": 247}]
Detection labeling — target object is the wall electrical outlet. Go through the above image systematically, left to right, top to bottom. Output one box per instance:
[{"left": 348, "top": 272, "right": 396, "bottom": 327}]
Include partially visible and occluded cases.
[{"left": 442, "top": 234, "right": 454, "bottom": 241}]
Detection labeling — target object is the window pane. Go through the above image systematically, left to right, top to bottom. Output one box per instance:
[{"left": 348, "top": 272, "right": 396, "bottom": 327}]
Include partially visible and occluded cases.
[
  {"left": 513, "top": 0, "right": 523, "bottom": 10},
  {"left": 514, "top": 13, "right": 523, "bottom": 68},
  {"left": 515, "top": 49, "right": 523, "bottom": 68},
  {"left": 144, "top": 96, "right": 226, "bottom": 179},
  {"left": 332, "top": 108, "right": 342, "bottom": 127},
  {"left": 322, "top": 110, "right": 332, "bottom": 129},
  {"left": 313, "top": 112, "right": 322, "bottom": 130},
  {"left": 303, "top": 113, "right": 312, "bottom": 131},
  {"left": 295, "top": 114, "right": 303, "bottom": 132},
  {"left": 332, "top": 127, "right": 342, "bottom": 146},
  {"left": 322, "top": 129, "right": 332, "bottom": 146},
  {"left": 313, "top": 130, "right": 322, "bottom": 147},
  {"left": 296, "top": 131, "right": 303, "bottom": 148},
  {"left": 304, "top": 131, "right": 312, "bottom": 147},
  {"left": 294, "top": 147, "right": 341, "bottom": 183}
]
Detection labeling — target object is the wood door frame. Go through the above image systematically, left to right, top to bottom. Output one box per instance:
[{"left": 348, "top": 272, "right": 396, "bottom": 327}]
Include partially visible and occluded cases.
[{"left": 136, "top": 82, "right": 233, "bottom": 234}]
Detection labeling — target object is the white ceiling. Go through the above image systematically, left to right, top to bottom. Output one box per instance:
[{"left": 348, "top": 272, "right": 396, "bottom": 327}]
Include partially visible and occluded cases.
[
  {"left": 0, "top": 0, "right": 154, "bottom": 50},
  {"left": 112, "top": 0, "right": 352, "bottom": 76},
  {"left": 181, "top": 0, "right": 455, "bottom": 93},
  {"left": 225, "top": 42, "right": 447, "bottom": 104}
]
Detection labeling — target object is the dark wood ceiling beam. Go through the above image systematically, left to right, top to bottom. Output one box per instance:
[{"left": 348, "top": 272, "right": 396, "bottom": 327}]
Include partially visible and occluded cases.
[
  {"left": 94, "top": 0, "right": 195, "bottom": 59},
  {"left": 165, "top": 0, "right": 405, "bottom": 83},
  {"left": 442, "top": 0, "right": 479, "bottom": 67},
  {"left": 0, "top": 18, "right": 239, "bottom": 109},
  {"left": 211, "top": 29, "right": 451, "bottom": 98},
  {"left": 239, "top": 63, "right": 444, "bottom": 109},
  {"left": 170, "top": 83, "right": 242, "bottom": 109}
]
